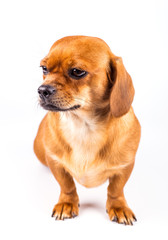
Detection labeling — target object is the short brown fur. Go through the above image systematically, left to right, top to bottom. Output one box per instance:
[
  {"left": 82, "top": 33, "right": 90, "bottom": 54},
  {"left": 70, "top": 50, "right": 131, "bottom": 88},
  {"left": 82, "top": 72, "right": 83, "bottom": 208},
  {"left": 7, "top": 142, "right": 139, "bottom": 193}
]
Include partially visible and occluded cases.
[{"left": 34, "top": 36, "right": 141, "bottom": 224}]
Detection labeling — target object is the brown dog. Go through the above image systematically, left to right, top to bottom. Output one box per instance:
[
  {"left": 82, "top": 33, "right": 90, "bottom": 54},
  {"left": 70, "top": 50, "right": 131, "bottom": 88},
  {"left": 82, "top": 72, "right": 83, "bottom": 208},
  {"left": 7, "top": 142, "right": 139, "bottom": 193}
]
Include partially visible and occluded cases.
[{"left": 34, "top": 36, "right": 141, "bottom": 225}]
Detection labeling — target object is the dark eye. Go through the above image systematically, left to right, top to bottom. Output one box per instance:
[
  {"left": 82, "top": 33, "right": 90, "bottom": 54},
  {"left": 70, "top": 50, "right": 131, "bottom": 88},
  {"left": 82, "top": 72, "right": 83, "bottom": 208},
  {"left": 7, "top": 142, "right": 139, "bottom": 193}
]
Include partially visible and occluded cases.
[
  {"left": 41, "top": 66, "right": 49, "bottom": 75},
  {"left": 69, "top": 68, "right": 87, "bottom": 79}
]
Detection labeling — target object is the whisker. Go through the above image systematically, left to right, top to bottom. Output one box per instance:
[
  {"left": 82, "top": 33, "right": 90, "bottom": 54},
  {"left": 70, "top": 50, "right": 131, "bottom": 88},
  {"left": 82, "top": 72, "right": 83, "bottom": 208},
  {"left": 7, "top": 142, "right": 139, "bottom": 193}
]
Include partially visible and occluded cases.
[{"left": 73, "top": 97, "right": 100, "bottom": 107}]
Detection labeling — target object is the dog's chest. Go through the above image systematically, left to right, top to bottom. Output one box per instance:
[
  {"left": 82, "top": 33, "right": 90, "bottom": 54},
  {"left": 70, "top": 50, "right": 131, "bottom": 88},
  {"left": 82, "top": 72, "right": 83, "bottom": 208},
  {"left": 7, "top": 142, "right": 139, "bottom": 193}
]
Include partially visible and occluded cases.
[{"left": 58, "top": 114, "right": 108, "bottom": 186}]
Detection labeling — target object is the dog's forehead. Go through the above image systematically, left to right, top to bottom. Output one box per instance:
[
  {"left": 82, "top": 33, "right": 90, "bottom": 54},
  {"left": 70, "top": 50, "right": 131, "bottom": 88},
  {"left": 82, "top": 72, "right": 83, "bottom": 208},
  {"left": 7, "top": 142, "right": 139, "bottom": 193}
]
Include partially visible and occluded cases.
[
  {"left": 45, "top": 36, "right": 110, "bottom": 68},
  {"left": 50, "top": 36, "right": 110, "bottom": 53}
]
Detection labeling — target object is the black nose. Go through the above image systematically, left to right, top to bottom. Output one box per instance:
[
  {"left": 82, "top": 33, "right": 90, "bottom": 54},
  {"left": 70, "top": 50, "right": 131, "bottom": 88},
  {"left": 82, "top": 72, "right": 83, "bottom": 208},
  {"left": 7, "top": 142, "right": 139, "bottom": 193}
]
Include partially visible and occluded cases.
[{"left": 38, "top": 85, "right": 56, "bottom": 99}]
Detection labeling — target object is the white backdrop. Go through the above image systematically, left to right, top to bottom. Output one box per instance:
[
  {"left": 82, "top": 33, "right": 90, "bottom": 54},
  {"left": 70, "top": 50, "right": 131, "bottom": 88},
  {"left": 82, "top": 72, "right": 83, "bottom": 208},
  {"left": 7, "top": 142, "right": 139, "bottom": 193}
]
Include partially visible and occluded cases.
[{"left": 0, "top": 0, "right": 168, "bottom": 239}]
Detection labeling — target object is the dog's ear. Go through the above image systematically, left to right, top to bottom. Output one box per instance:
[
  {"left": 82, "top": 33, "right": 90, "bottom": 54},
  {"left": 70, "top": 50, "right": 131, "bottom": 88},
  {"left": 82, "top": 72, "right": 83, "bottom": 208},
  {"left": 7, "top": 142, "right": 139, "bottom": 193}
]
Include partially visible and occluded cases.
[{"left": 107, "top": 56, "right": 135, "bottom": 117}]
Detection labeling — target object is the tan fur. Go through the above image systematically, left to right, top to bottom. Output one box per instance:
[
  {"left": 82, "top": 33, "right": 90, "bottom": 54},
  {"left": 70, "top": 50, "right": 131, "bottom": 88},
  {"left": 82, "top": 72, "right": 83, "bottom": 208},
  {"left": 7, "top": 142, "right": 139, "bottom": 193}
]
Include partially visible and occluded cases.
[{"left": 34, "top": 36, "right": 141, "bottom": 224}]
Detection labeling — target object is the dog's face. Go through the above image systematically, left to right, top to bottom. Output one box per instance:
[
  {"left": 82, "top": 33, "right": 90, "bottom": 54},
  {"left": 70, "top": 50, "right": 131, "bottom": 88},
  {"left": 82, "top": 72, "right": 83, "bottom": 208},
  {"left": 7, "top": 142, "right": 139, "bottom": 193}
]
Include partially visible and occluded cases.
[{"left": 38, "top": 36, "right": 134, "bottom": 117}]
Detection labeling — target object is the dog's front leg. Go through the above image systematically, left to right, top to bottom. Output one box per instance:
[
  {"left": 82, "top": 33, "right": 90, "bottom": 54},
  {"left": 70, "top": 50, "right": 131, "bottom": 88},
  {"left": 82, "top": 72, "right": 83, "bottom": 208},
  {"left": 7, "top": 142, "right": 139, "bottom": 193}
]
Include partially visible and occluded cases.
[
  {"left": 47, "top": 156, "right": 79, "bottom": 220},
  {"left": 106, "top": 162, "right": 137, "bottom": 225}
]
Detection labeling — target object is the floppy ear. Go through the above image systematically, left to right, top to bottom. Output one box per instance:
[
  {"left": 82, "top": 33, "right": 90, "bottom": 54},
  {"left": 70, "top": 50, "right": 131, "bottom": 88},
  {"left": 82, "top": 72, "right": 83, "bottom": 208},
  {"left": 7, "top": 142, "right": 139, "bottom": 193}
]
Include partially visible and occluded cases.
[{"left": 108, "top": 57, "right": 135, "bottom": 117}]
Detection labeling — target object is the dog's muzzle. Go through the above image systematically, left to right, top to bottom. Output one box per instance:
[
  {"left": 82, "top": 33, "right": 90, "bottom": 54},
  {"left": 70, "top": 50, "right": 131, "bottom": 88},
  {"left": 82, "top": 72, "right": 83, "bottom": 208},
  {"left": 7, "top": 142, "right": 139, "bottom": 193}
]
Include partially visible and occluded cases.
[{"left": 38, "top": 84, "right": 80, "bottom": 112}]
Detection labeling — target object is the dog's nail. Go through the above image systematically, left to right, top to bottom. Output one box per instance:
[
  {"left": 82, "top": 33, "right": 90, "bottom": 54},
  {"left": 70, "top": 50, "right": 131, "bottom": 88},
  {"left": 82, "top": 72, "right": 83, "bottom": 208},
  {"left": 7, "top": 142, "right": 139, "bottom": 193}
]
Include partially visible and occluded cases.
[
  {"left": 78, "top": 203, "right": 80, "bottom": 207},
  {"left": 51, "top": 211, "right": 55, "bottom": 217},
  {"left": 72, "top": 213, "right": 77, "bottom": 218},
  {"left": 133, "top": 215, "right": 137, "bottom": 222},
  {"left": 112, "top": 216, "right": 118, "bottom": 222},
  {"left": 130, "top": 220, "right": 133, "bottom": 226}
]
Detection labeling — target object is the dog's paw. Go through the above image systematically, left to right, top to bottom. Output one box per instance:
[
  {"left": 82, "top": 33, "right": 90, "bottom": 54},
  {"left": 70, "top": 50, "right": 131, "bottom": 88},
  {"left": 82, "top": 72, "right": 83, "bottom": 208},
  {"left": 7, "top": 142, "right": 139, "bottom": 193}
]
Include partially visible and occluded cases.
[
  {"left": 51, "top": 202, "right": 79, "bottom": 220},
  {"left": 107, "top": 207, "right": 137, "bottom": 225}
]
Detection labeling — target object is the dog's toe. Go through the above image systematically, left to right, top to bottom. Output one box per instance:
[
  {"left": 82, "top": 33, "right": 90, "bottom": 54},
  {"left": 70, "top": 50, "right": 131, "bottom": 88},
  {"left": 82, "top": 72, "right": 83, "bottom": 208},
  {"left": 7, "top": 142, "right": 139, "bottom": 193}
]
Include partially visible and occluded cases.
[
  {"left": 51, "top": 202, "right": 79, "bottom": 220},
  {"left": 108, "top": 207, "right": 137, "bottom": 225}
]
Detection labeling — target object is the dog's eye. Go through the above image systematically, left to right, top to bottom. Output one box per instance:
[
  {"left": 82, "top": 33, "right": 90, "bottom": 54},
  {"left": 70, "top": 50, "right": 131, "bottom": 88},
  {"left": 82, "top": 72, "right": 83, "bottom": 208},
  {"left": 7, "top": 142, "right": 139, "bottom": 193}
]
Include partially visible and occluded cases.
[
  {"left": 41, "top": 66, "right": 49, "bottom": 75},
  {"left": 69, "top": 68, "right": 87, "bottom": 79}
]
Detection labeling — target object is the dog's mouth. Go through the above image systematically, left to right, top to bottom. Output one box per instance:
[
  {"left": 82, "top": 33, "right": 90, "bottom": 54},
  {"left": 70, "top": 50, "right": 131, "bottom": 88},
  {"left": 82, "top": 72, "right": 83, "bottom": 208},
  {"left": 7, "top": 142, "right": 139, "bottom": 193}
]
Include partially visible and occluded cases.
[{"left": 40, "top": 102, "right": 81, "bottom": 112}]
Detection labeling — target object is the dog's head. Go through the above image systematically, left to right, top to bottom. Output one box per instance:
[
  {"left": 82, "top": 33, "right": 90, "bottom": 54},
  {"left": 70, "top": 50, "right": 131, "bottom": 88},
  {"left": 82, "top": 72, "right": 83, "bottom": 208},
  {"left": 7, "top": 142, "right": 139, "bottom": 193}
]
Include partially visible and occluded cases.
[{"left": 38, "top": 36, "right": 134, "bottom": 118}]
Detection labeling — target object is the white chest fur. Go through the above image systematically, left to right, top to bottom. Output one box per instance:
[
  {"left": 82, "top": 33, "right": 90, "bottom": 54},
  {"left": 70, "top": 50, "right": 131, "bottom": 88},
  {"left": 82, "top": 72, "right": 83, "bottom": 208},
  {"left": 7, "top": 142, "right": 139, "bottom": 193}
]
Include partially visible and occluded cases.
[{"left": 58, "top": 112, "right": 107, "bottom": 184}]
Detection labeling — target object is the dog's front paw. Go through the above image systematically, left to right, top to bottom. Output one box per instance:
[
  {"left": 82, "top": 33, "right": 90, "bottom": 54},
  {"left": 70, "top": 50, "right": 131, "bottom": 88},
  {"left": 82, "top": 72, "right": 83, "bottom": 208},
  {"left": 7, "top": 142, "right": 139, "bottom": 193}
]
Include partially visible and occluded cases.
[
  {"left": 51, "top": 202, "right": 79, "bottom": 220},
  {"left": 107, "top": 206, "right": 137, "bottom": 225}
]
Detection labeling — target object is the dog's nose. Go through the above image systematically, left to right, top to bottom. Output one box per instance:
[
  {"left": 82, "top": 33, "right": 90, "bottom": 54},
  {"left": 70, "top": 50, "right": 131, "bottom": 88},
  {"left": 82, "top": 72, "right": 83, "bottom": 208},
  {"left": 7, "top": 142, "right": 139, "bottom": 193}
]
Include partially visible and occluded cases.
[{"left": 38, "top": 85, "right": 56, "bottom": 99}]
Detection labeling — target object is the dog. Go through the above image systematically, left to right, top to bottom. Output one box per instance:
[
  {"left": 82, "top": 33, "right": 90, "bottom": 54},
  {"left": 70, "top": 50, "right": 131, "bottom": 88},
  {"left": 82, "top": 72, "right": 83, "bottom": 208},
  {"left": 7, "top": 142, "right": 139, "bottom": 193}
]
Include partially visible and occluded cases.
[{"left": 34, "top": 36, "right": 141, "bottom": 225}]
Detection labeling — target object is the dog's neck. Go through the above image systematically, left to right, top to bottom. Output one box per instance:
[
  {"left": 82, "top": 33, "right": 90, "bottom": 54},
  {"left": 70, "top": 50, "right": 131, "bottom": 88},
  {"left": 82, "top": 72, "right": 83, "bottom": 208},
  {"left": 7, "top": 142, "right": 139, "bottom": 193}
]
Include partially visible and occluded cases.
[{"left": 58, "top": 105, "right": 111, "bottom": 132}]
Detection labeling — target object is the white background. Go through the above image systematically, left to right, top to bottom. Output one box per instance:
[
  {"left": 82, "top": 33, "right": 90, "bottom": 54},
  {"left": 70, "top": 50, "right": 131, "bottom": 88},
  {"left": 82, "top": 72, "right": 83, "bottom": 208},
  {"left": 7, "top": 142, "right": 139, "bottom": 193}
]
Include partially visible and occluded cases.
[{"left": 0, "top": 0, "right": 168, "bottom": 239}]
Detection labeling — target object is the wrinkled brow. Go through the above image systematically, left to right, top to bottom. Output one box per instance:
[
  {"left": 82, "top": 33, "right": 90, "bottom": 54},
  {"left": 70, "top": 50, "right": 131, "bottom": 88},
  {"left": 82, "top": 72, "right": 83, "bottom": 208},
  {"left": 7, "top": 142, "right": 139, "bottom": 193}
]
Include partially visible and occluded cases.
[{"left": 40, "top": 58, "right": 48, "bottom": 67}]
